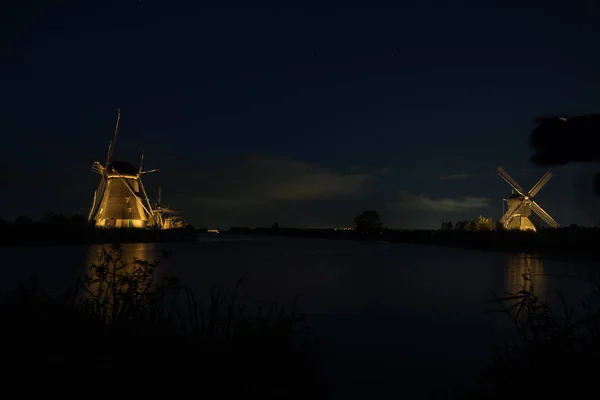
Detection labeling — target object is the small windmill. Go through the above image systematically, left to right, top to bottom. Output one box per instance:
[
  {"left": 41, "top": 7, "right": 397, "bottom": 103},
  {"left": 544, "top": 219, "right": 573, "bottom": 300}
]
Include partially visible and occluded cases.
[
  {"left": 88, "top": 109, "right": 160, "bottom": 228},
  {"left": 497, "top": 166, "right": 559, "bottom": 231},
  {"left": 151, "top": 185, "right": 184, "bottom": 229}
]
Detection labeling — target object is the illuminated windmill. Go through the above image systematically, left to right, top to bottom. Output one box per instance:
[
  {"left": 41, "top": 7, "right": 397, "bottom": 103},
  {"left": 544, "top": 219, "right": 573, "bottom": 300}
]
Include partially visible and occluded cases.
[
  {"left": 88, "top": 109, "right": 160, "bottom": 228},
  {"left": 497, "top": 166, "right": 559, "bottom": 231},
  {"left": 151, "top": 185, "right": 185, "bottom": 229}
]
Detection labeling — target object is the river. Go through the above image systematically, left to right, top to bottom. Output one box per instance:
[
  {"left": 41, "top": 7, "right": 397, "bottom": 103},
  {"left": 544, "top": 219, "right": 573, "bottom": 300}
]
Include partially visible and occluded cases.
[{"left": 1, "top": 235, "right": 598, "bottom": 398}]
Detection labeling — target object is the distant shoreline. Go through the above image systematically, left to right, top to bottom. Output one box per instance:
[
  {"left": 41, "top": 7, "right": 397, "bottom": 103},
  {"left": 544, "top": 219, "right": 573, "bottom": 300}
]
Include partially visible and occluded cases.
[
  {"left": 1, "top": 226, "right": 599, "bottom": 263},
  {"left": 0, "top": 227, "right": 197, "bottom": 247},
  {"left": 222, "top": 227, "right": 600, "bottom": 262}
]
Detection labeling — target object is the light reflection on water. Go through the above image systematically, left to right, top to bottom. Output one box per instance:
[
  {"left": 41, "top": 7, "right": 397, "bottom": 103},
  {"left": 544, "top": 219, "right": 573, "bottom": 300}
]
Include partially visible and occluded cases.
[
  {"left": 1, "top": 238, "right": 599, "bottom": 399},
  {"left": 84, "top": 242, "right": 167, "bottom": 273},
  {"left": 82, "top": 243, "right": 169, "bottom": 302},
  {"left": 504, "top": 252, "right": 598, "bottom": 309},
  {"left": 505, "top": 253, "right": 547, "bottom": 299}
]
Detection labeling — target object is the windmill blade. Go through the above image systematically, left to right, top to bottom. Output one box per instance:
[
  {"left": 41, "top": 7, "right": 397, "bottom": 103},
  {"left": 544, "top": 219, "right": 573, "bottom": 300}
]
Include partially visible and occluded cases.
[
  {"left": 105, "top": 108, "right": 121, "bottom": 166},
  {"left": 139, "top": 151, "right": 144, "bottom": 174},
  {"left": 91, "top": 161, "right": 105, "bottom": 175},
  {"left": 497, "top": 167, "right": 525, "bottom": 196},
  {"left": 528, "top": 171, "right": 553, "bottom": 198},
  {"left": 88, "top": 177, "right": 107, "bottom": 222},
  {"left": 88, "top": 190, "right": 97, "bottom": 222},
  {"left": 500, "top": 199, "right": 524, "bottom": 225},
  {"left": 530, "top": 200, "right": 559, "bottom": 228},
  {"left": 160, "top": 207, "right": 179, "bottom": 214}
]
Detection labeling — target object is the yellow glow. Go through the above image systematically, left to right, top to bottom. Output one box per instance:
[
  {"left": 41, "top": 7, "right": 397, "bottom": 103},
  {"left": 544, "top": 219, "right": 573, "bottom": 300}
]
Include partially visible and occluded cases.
[
  {"left": 106, "top": 173, "right": 139, "bottom": 179},
  {"left": 95, "top": 219, "right": 146, "bottom": 228},
  {"left": 505, "top": 254, "right": 546, "bottom": 299}
]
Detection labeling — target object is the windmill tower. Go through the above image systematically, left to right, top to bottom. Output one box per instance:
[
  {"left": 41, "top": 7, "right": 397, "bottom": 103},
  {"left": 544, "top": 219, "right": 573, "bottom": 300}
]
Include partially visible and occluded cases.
[
  {"left": 88, "top": 110, "right": 160, "bottom": 229},
  {"left": 497, "top": 166, "right": 559, "bottom": 231}
]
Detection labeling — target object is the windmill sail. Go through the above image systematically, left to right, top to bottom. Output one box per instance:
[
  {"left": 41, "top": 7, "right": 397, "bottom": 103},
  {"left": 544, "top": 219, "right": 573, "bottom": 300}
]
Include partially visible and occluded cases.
[
  {"left": 105, "top": 109, "right": 120, "bottom": 167},
  {"left": 497, "top": 167, "right": 558, "bottom": 231},
  {"left": 497, "top": 167, "right": 525, "bottom": 196},
  {"left": 528, "top": 171, "right": 552, "bottom": 198},
  {"left": 88, "top": 177, "right": 107, "bottom": 223},
  {"left": 530, "top": 201, "right": 559, "bottom": 228}
]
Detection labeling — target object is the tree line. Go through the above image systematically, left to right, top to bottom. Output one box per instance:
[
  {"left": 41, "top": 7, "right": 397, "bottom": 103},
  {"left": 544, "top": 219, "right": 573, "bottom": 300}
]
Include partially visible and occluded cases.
[
  {"left": 352, "top": 210, "right": 502, "bottom": 233},
  {"left": 0, "top": 213, "right": 89, "bottom": 231},
  {"left": 440, "top": 216, "right": 497, "bottom": 231}
]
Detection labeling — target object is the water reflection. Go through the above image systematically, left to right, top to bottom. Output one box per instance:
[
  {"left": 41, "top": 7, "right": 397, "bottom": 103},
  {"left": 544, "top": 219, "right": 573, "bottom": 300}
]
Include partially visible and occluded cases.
[
  {"left": 82, "top": 243, "right": 168, "bottom": 312},
  {"left": 85, "top": 243, "right": 166, "bottom": 273},
  {"left": 505, "top": 253, "right": 547, "bottom": 299}
]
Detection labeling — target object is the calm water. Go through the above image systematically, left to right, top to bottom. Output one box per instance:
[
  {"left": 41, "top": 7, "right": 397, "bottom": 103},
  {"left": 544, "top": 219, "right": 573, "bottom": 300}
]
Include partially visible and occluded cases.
[{"left": 1, "top": 236, "right": 598, "bottom": 398}]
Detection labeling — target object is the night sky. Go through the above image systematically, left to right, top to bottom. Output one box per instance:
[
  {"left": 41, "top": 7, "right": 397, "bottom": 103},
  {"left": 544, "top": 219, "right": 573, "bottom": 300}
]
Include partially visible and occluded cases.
[{"left": 2, "top": 1, "right": 600, "bottom": 229}]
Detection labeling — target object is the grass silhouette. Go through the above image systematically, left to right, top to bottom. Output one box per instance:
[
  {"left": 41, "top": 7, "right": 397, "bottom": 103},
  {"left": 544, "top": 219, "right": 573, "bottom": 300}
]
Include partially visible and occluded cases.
[
  {"left": 0, "top": 244, "right": 327, "bottom": 399},
  {"left": 450, "top": 270, "right": 600, "bottom": 399}
]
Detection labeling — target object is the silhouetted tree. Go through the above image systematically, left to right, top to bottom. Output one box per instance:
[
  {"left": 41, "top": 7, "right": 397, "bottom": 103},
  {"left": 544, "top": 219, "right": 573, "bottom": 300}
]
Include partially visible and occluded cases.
[
  {"left": 530, "top": 114, "right": 600, "bottom": 196},
  {"left": 354, "top": 210, "right": 383, "bottom": 233},
  {"left": 37, "top": 212, "right": 88, "bottom": 230},
  {"left": 41, "top": 212, "right": 67, "bottom": 226},
  {"left": 14, "top": 215, "right": 33, "bottom": 228},
  {"left": 454, "top": 220, "right": 467, "bottom": 231},
  {"left": 441, "top": 221, "right": 453, "bottom": 231},
  {"left": 272, "top": 222, "right": 279, "bottom": 230}
]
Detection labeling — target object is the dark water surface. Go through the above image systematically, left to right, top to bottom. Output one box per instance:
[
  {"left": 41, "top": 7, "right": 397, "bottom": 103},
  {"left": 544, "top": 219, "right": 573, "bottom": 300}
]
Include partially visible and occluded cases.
[{"left": 1, "top": 236, "right": 598, "bottom": 398}]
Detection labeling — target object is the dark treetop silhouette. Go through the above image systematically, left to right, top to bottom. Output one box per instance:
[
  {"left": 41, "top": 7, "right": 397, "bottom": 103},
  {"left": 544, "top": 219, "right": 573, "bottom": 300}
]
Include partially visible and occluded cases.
[
  {"left": 530, "top": 114, "right": 600, "bottom": 195},
  {"left": 530, "top": 114, "right": 600, "bottom": 166},
  {"left": 353, "top": 210, "right": 383, "bottom": 233}
]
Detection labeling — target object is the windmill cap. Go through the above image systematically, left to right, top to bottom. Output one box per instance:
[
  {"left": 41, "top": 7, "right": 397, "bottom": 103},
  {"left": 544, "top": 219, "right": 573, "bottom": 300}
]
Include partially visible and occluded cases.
[{"left": 106, "top": 161, "right": 139, "bottom": 176}]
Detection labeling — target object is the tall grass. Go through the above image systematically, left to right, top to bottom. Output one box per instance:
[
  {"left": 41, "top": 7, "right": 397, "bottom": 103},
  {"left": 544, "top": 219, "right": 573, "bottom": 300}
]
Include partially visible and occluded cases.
[
  {"left": 0, "top": 245, "right": 327, "bottom": 399},
  {"left": 451, "top": 270, "right": 600, "bottom": 399}
]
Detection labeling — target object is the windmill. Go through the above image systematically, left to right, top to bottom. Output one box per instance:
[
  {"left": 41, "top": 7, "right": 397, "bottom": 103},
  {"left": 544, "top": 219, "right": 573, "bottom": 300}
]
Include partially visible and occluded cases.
[
  {"left": 88, "top": 109, "right": 160, "bottom": 229},
  {"left": 496, "top": 166, "right": 559, "bottom": 231},
  {"left": 152, "top": 185, "right": 185, "bottom": 229}
]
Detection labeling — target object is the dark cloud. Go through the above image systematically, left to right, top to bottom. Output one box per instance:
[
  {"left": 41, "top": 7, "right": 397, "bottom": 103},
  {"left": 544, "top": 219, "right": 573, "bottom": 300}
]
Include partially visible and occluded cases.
[
  {"left": 193, "top": 154, "right": 372, "bottom": 203},
  {"left": 164, "top": 155, "right": 374, "bottom": 228},
  {"left": 346, "top": 165, "right": 365, "bottom": 172},
  {"left": 381, "top": 192, "right": 493, "bottom": 229},
  {"left": 387, "top": 193, "right": 490, "bottom": 213}
]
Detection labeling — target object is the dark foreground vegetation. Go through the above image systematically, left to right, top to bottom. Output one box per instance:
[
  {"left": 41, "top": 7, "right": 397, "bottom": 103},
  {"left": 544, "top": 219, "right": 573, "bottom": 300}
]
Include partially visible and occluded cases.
[
  {"left": 0, "top": 213, "right": 196, "bottom": 246},
  {"left": 2, "top": 244, "right": 600, "bottom": 398},
  {"left": 0, "top": 245, "right": 326, "bottom": 399},
  {"left": 450, "top": 271, "right": 600, "bottom": 399}
]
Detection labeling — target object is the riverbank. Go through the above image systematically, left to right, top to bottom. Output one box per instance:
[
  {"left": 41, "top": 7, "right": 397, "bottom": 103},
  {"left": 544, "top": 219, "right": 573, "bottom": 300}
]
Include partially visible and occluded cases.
[
  {"left": 3, "top": 223, "right": 599, "bottom": 263},
  {"left": 0, "top": 226, "right": 198, "bottom": 246},
  {"left": 224, "top": 226, "right": 600, "bottom": 261}
]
